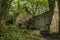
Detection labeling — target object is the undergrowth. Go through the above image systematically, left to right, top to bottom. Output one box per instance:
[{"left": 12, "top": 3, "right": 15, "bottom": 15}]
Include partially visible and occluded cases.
[{"left": 0, "top": 25, "right": 44, "bottom": 40}]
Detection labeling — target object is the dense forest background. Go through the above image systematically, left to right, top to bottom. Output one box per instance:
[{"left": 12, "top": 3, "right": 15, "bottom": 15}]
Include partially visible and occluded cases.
[{"left": 0, "top": 0, "right": 60, "bottom": 40}]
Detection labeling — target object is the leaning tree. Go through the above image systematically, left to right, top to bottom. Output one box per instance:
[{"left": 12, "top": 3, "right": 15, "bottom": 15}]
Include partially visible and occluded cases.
[{"left": 50, "top": 0, "right": 59, "bottom": 34}]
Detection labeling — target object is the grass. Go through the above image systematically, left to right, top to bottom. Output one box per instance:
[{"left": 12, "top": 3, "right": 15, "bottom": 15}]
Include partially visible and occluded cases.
[{"left": 0, "top": 25, "right": 44, "bottom": 40}]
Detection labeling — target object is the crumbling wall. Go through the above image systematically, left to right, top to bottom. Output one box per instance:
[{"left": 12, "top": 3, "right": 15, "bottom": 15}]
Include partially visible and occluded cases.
[
  {"left": 16, "top": 9, "right": 53, "bottom": 30},
  {"left": 34, "top": 9, "right": 54, "bottom": 32},
  {"left": 16, "top": 13, "right": 32, "bottom": 28}
]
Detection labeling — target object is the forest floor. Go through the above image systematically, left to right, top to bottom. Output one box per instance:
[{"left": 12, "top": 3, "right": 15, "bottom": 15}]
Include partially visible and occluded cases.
[
  {"left": 0, "top": 25, "right": 60, "bottom": 40},
  {"left": 0, "top": 25, "right": 44, "bottom": 40},
  {"left": 42, "top": 33, "right": 60, "bottom": 40},
  {"left": 43, "top": 36, "right": 60, "bottom": 40}
]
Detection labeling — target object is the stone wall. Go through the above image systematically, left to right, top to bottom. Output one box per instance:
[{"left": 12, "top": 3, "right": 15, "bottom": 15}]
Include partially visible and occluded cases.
[
  {"left": 16, "top": 9, "right": 54, "bottom": 31},
  {"left": 34, "top": 9, "right": 54, "bottom": 32}
]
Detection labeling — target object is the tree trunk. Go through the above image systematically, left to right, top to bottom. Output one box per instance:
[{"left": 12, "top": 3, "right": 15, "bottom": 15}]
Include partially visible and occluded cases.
[
  {"left": 0, "top": 0, "right": 12, "bottom": 27},
  {"left": 50, "top": 0, "right": 59, "bottom": 33},
  {"left": 58, "top": 0, "right": 60, "bottom": 34},
  {"left": 0, "top": 15, "right": 6, "bottom": 27}
]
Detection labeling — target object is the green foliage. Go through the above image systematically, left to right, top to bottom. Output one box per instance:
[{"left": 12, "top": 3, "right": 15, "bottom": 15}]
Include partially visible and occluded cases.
[
  {"left": 0, "top": 0, "right": 12, "bottom": 15},
  {"left": 6, "top": 0, "right": 50, "bottom": 28},
  {"left": 9, "top": 0, "right": 49, "bottom": 16},
  {"left": 19, "top": 0, "right": 49, "bottom": 16},
  {"left": 0, "top": 25, "right": 44, "bottom": 40}
]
